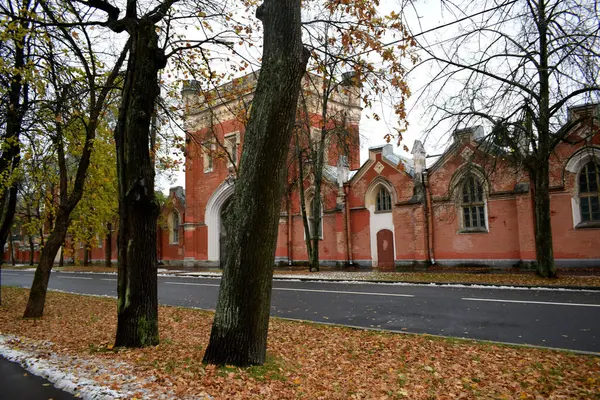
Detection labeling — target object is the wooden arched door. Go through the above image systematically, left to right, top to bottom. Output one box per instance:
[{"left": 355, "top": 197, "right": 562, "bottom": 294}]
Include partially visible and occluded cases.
[{"left": 376, "top": 229, "right": 394, "bottom": 269}]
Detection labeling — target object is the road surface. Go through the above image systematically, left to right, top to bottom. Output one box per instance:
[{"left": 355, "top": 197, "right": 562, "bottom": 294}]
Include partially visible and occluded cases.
[{"left": 1, "top": 269, "right": 599, "bottom": 353}]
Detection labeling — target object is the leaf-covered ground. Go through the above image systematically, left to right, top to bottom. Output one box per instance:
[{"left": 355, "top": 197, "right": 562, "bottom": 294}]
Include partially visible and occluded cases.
[
  {"left": 279, "top": 270, "right": 600, "bottom": 288},
  {"left": 1, "top": 287, "right": 598, "bottom": 399}
]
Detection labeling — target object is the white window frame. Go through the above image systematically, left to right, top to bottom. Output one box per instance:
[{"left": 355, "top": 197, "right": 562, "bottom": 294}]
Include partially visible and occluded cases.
[
  {"left": 224, "top": 131, "right": 240, "bottom": 167},
  {"left": 203, "top": 141, "right": 215, "bottom": 173},
  {"left": 566, "top": 147, "right": 600, "bottom": 228},
  {"left": 576, "top": 160, "right": 600, "bottom": 227},
  {"left": 458, "top": 174, "right": 489, "bottom": 233},
  {"left": 375, "top": 187, "right": 392, "bottom": 213},
  {"left": 169, "top": 210, "right": 180, "bottom": 244}
]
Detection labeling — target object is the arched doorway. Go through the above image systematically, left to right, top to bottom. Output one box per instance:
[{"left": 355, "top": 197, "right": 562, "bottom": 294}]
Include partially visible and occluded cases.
[
  {"left": 365, "top": 177, "right": 397, "bottom": 267},
  {"left": 205, "top": 181, "right": 235, "bottom": 265},
  {"left": 219, "top": 199, "right": 231, "bottom": 268},
  {"left": 376, "top": 229, "right": 394, "bottom": 269}
]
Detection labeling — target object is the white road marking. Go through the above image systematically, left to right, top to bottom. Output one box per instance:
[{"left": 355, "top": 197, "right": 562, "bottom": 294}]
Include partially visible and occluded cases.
[
  {"left": 0, "top": 272, "right": 22, "bottom": 276},
  {"left": 57, "top": 276, "right": 93, "bottom": 280},
  {"left": 101, "top": 278, "right": 117, "bottom": 281},
  {"left": 164, "top": 282, "right": 413, "bottom": 297},
  {"left": 166, "top": 282, "right": 219, "bottom": 287},
  {"left": 274, "top": 287, "right": 414, "bottom": 297},
  {"left": 462, "top": 298, "right": 600, "bottom": 308}
]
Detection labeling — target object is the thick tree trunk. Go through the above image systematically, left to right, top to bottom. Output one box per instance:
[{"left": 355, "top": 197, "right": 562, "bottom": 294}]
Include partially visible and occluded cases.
[
  {"left": 202, "top": 0, "right": 308, "bottom": 367},
  {"left": 532, "top": 0, "right": 556, "bottom": 279},
  {"left": 114, "top": 21, "right": 164, "bottom": 348},
  {"left": 531, "top": 164, "right": 556, "bottom": 278},
  {"left": 23, "top": 209, "right": 70, "bottom": 317},
  {"left": 105, "top": 222, "right": 112, "bottom": 267},
  {"left": 8, "top": 239, "right": 15, "bottom": 266}
]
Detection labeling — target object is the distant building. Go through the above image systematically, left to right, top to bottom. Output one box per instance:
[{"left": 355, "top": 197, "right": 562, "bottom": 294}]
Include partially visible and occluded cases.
[
  {"left": 156, "top": 74, "right": 600, "bottom": 269},
  {"left": 7, "top": 76, "right": 598, "bottom": 269}
]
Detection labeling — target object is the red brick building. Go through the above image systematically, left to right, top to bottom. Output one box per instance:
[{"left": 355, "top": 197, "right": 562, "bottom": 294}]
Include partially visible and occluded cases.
[
  {"left": 156, "top": 74, "right": 600, "bottom": 269},
  {"left": 5, "top": 77, "right": 598, "bottom": 269}
]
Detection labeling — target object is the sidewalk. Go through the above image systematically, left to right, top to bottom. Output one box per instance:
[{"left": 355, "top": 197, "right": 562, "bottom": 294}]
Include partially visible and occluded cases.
[{"left": 0, "top": 355, "right": 75, "bottom": 400}]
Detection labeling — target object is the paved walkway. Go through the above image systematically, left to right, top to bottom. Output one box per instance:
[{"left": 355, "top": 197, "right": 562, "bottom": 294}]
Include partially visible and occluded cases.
[{"left": 0, "top": 356, "right": 75, "bottom": 400}]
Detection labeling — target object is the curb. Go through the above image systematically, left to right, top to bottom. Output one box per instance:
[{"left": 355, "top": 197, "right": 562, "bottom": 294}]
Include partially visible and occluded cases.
[{"left": 169, "top": 272, "right": 600, "bottom": 291}]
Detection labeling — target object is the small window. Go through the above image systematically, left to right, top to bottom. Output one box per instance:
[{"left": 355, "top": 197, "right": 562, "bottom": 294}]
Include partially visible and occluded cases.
[
  {"left": 225, "top": 133, "right": 239, "bottom": 167},
  {"left": 202, "top": 142, "right": 215, "bottom": 173},
  {"left": 579, "top": 161, "right": 600, "bottom": 222},
  {"left": 461, "top": 175, "right": 487, "bottom": 231},
  {"left": 376, "top": 187, "right": 392, "bottom": 212},
  {"left": 170, "top": 212, "right": 180, "bottom": 244}
]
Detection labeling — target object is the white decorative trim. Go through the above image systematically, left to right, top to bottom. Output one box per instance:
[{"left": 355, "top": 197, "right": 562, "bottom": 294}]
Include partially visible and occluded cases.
[
  {"left": 565, "top": 146, "right": 600, "bottom": 174},
  {"left": 364, "top": 177, "right": 397, "bottom": 265},
  {"left": 205, "top": 181, "right": 235, "bottom": 262}
]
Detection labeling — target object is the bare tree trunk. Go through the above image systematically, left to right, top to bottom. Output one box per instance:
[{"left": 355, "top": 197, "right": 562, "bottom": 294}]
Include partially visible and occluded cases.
[
  {"left": 203, "top": 0, "right": 308, "bottom": 367},
  {"left": 532, "top": 0, "right": 556, "bottom": 279},
  {"left": 114, "top": 21, "right": 164, "bottom": 348},
  {"left": 295, "top": 132, "right": 313, "bottom": 270},
  {"left": 530, "top": 164, "right": 556, "bottom": 278},
  {"left": 24, "top": 208, "right": 69, "bottom": 317},
  {"left": 105, "top": 222, "right": 112, "bottom": 267},
  {"left": 28, "top": 235, "right": 34, "bottom": 266},
  {"left": 8, "top": 239, "right": 15, "bottom": 266},
  {"left": 59, "top": 245, "right": 64, "bottom": 267},
  {"left": 83, "top": 245, "right": 90, "bottom": 267}
]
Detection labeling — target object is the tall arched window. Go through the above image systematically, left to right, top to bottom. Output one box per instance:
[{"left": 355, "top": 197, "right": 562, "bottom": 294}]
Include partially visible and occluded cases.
[
  {"left": 579, "top": 161, "right": 600, "bottom": 223},
  {"left": 461, "top": 175, "right": 487, "bottom": 231},
  {"left": 376, "top": 187, "right": 392, "bottom": 212},
  {"left": 170, "top": 211, "right": 180, "bottom": 244}
]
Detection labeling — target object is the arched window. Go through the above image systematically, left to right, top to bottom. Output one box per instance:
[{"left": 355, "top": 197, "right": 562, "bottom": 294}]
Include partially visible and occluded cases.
[
  {"left": 579, "top": 161, "right": 600, "bottom": 223},
  {"left": 461, "top": 175, "right": 487, "bottom": 231},
  {"left": 376, "top": 187, "right": 392, "bottom": 212},
  {"left": 170, "top": 211, "right": 180, "bottom": 244}
]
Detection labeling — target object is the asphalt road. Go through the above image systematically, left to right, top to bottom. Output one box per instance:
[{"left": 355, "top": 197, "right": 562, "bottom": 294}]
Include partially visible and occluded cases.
[
  {"left": 2, "top": 269, "right": 600, "bottom": 353},
  {"left": 0, "top": 356, "right": 75, "bottom": 400}
]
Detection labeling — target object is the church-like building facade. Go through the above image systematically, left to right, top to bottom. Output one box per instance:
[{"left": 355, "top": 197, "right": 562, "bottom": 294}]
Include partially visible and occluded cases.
[
  {"left": 156, "top": 73, "right": 600, "bottom": 269},
  {"left": 7, "top": 74, "right": 598, "bottom": 269}
]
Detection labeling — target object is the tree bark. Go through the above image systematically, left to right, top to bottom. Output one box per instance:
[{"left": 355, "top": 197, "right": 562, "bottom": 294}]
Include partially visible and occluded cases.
[
  {"left": 202, "top": 0, "right": 308, "bottom": 366},
  {"left": 532, "top": 0, "right": 556, "bottom": 279},
  {"left": 114, "top": 20, "right": 164, "bottom": 348},
  {"left": 530, "top": 163, "right": 556, "bottom": 278},
  {"left": 23, "top": 208, "right": 70, "bottom": 317},
  {"left": 105, "top": 222, "right": 112, "bottom": 267},
  {"left": 28, "top": 235, "right": 34, "bottom": 266},
  {"left": 83, "top": 246, "right": 90, "bottom": 266}
]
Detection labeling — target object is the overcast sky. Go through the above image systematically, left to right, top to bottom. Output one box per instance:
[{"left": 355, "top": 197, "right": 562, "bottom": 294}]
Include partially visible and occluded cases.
[{"left": 157, "top": 0, "right": 460, "bottom": 191}]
